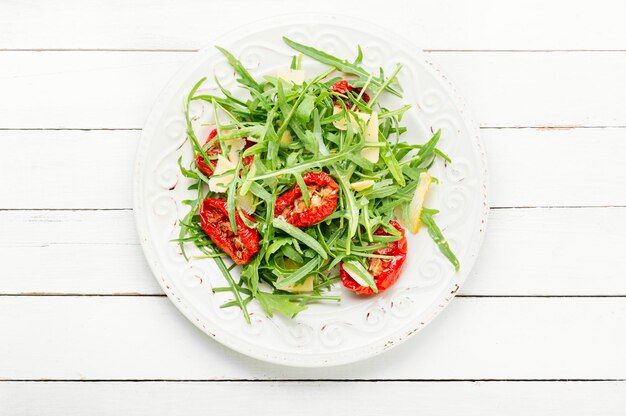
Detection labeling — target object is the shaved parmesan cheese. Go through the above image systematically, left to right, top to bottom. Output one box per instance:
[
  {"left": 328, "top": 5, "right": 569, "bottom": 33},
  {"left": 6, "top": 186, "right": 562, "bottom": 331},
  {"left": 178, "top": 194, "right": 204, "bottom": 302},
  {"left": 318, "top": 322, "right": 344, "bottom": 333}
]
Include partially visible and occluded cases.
[
  {"left": 276, "top": 69, "right": 306, "bottom": 84},
  {"left": 331, "top": 106, "right": 347, "bottom": 130},
  {"left": 332, "top": 106, "right": 370, "bottom": 131},
  {"left": 332, "top": 107, "right": 379, "bottom": 162},
  {"left": 360, "top": 111, "right": 379, "bottom": 163},
  {"left": 364, "top": 111, "right": 378, "bottom": 142},
  {"left": 206, "top": 129, "right": 244, "bottom": 164},
  {"left": 279, "top": 130, "right": 293, "bottom": 145},
  {"left": 225, "top": 137, "right": 245, "bottom": 164},
  {"left": 360, "top": 148, "right": 379, "bottom": 163},
  {"left": 208, "top": 155, "right": 236, "bottom": 193},
  {"left": 408, "top": 172, "right": 433, "bottom": 233},
  {"left": 350, "top": 180, "right": 375, "bottom": 192},
  {"left": 237, "top": 192, "right": 256, "bottom": 214},
  {"left": 394, "top": 206, "right": 408, "bottom": 228},
  {"left": 278, "top": 275, "right": 314, "bottom": 293}
]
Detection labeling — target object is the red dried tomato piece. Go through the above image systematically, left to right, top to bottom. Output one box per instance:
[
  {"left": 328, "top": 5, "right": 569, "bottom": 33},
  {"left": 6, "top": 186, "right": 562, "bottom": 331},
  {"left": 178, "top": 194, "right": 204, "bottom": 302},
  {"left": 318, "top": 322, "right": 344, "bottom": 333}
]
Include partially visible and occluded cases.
[
  {"left": 330, "top": 80, "right": 352, "bottom": 95},
  {"left": 331, "top": 80, "right": 370, "bottom": 106},
  {"left": 195, "top": 129, "right": 254, "bottom": 177},
  {"left": 195, "top": 129, "right": 220, "bottom": 176},
  {"left": 274, "top": 172, "right": 339, "bottom": 228},
  {"left": 199, "top": 198, "right": 259, "bottom": 265},
  {"left": 340, "top": 220, "right": 408, "bottom": 295}
]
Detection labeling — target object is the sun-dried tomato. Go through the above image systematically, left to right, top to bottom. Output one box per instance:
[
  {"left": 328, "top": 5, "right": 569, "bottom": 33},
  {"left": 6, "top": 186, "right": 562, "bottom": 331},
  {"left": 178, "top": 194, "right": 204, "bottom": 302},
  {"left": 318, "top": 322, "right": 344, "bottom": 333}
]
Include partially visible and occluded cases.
[
  {"left": 331, "top": 80, "right": 370, "bottom": 106},
  {"left": 195, "top": 129, "right": 254, "bottom": 176},
  {"left": 274, "top": 172, "right": 339, "bottom": 228},
  {"left": 199, "top": 198, "right": 259, "bottom": 265},
  {"left": 340, "top": 220, "right": 408, "bottom": 294}
]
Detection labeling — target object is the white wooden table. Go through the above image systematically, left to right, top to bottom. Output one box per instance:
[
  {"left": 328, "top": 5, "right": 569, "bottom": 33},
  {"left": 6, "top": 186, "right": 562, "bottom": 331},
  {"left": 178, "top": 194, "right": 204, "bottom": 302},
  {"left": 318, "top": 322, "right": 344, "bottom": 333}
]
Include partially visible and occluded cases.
[{"left": 1, "top": 1, "right": 626, "bottom": 414}]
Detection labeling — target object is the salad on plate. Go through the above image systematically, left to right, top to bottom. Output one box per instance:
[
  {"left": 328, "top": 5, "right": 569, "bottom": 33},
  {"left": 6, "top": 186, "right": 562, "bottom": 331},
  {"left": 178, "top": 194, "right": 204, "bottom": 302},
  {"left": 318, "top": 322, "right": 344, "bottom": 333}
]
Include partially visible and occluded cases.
[{"left": 176, "top": 37, "right": 458, "bottom": 322}]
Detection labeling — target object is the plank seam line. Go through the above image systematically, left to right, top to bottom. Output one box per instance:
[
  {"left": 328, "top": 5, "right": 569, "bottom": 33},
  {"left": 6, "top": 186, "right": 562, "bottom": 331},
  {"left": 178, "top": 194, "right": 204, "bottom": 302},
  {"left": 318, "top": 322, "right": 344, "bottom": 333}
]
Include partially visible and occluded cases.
[
  {"left": 1, "top": 49, "right": 625, "bottom": 53},
  {"left": 481, "top": 125, "right": 626, "bottom": 129},
  {"left": 1, "top": 126, "right": 625, "bottom": 131},
  {"left": 0, "top": 128, "right": 141, "bottom": 132},
  {"left": 490, "top": 205, "right": 626, "bottom": 210},
  {"left": 2, "top": 206, "right": 626, "bottom": 212},
  {"left": 0, "top": 208, "right": 134, "bottom": 212},
  {"left": 0, "top": 294, "right": 167, "bottom": 297},
  {"left": 1, "top": 294, "right": 625, "bottom": 298},
  {"left": 1, "top": 379, "right": 625, "bottom": 383}
]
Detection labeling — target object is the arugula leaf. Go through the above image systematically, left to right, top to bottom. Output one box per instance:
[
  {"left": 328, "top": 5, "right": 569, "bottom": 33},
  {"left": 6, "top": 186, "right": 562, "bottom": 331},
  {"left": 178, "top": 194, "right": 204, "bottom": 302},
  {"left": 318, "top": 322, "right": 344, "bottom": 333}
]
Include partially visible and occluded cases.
[
  {"left": 283, "top": 37, "right": 402, "bottom": 97},
  {"left": 215, "top": 46, "right": 262, "bottom": 93},
  {"left": 296, "top": 94, "right": 316, "bottom": 123},
  {"left": 332, "top": 168, "right": 359, "bottom": 250},
  {"left": 293, "top": 171, "right": 311, "bottom": 208},
  {"left": 421, "top": 208, "right": 460, "bottom": 271},
  {"left": 272, "top": 219, "right": 328, "bottom": 259},
  {"left": 265, "top": 238, "right": 292, "bottom": 261},
  {"left": 281, "top": 244, "right": 304, "bottom": 263},
  {"left": 275, "top": 257, "right": 320, "bottom": 289},
  {"left": 342, "top": 258, "right": 378, "bottom": 293},
  {"left": 256, "top": 291, "right": 308, "bottom": 317}
]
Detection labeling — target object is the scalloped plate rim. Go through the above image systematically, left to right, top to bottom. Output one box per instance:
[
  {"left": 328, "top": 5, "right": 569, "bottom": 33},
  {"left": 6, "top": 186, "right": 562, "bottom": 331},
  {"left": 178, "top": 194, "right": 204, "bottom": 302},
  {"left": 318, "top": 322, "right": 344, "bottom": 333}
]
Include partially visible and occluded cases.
[{"left": 133, "top": 12, "right": 489, "bottom": 367}]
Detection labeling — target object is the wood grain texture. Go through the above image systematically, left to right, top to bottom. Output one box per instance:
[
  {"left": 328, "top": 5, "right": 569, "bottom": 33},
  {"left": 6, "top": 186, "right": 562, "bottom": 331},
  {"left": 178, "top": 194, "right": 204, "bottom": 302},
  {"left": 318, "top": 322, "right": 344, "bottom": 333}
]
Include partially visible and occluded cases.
[
  {"left": 1, "top": 0, "right": 625, "bottom": 51},
  {"left": 2, "top": 2, "right": 624, "bottom": 407},
  {"left": 0, "top": 52, "right": 187, "bottom": 130},
  {"left": 1, "top": 52, "right": 625, "bottom": 129},
  {"left": 484, "top": 127, "right": 626, "bottom": 207},
  {"left": 2, "top": 128, "right": 624, "bottom": 209},
  {"left": 0, "top": 130, "right": 136, "bottom": 209},
  {"left": 467, "top": 206, "right": 626, "bottom": 295},
  {"left": 2, "top": 207, "right": 625, "bottom": 296},
  {"left": 1, "top": 297, "right": 625, "bottom": 380},
  {"left": 2, "top": 381, "right": 625, "bottom": 416}
]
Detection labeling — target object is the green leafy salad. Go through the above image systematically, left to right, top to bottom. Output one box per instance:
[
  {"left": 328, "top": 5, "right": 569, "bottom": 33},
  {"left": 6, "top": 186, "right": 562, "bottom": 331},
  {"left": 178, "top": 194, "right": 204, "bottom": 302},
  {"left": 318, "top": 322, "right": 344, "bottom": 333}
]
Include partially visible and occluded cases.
[{"left": 176, "top": 37, "right": 458, "bottom": 322}]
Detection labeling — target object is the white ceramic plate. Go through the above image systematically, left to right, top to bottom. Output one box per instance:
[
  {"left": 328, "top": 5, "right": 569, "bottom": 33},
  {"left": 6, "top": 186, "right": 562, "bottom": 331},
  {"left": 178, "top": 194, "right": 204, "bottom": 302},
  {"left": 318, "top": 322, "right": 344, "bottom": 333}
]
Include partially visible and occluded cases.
[{"left": 134, "top": 14, "right": 489, "bottom": 367}]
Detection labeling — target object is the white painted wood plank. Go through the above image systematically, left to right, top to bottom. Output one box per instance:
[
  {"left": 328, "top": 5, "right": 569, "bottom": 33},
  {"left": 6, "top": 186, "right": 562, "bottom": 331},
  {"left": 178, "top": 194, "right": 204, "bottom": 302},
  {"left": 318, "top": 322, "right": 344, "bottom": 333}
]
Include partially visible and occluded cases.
[
  {"left": 1, "top": 0, "right": 625, "bottom": 51},
  {"left": 0, "top": 52, "right": 187, "bottom": 130},
  {"left": 1, "top": 52, "right": 625, "bottom": 129},
  {"left": 427, "top": 52, "right": 626, "bottom": 128},
  {"left": 2, "top": 127, "right": 625, "bottom": 209},
  {"left": 484, "top": 127, "right": 626, "bottom": 207},
  {"left": 0, "top": 130, "right": 137, "bottom": 209},
  {"left": 2, "top": 207, "right": 625, "bottom": 296},
  {"left": 467, "top": 207, "right": 626, "bottom": 296},
  {"left": 0, "top": 209, "right": 159, "bottom": 295},
  {"left": 0, "top": 210, "right": 138, "bottom": 246},
  {"left": 7, "top": 212, "right": 179, "bottom": 293},
  {"left": 0, "top": 244, "right": 158, "bottom": 295},
  {"left": 1, "top": 297, "right": 624, "bottom": 380},
  {"left": 2, "top": 381, "right": 625, "bottom": 416}
]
